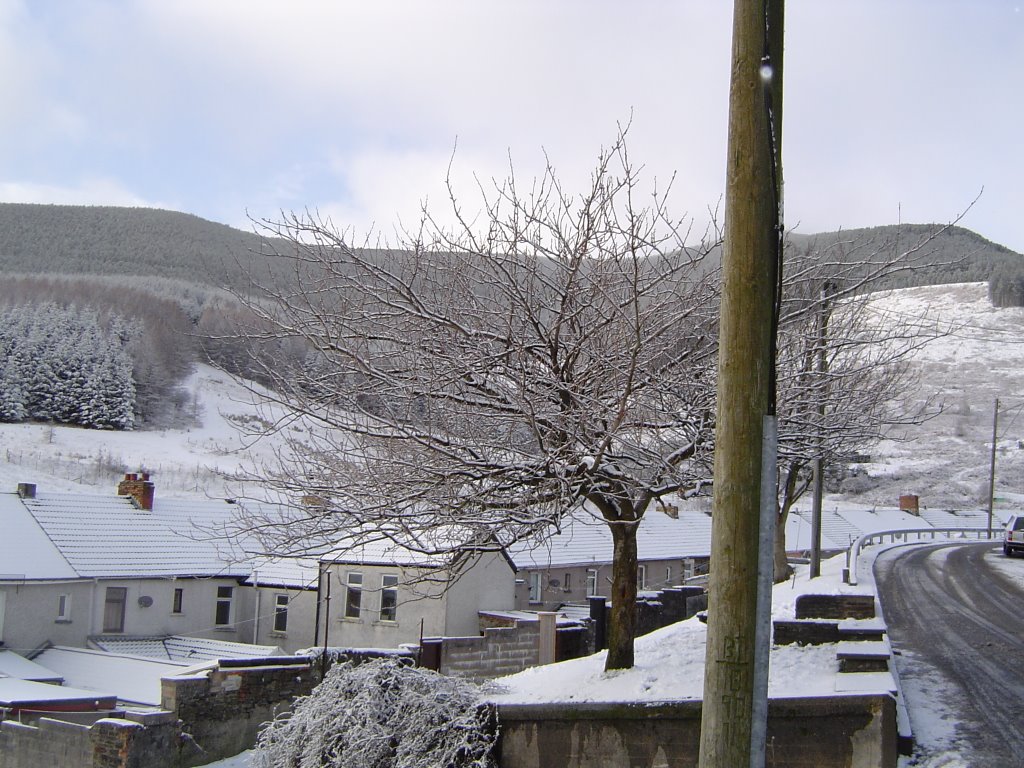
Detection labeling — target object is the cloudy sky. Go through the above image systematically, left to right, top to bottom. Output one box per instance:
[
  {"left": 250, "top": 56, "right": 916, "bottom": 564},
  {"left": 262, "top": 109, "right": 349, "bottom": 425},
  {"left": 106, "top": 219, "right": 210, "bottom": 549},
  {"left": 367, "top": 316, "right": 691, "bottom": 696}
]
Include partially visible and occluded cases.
[{"left": 1, "top": 1, "right": 1021, "bottom": 252}]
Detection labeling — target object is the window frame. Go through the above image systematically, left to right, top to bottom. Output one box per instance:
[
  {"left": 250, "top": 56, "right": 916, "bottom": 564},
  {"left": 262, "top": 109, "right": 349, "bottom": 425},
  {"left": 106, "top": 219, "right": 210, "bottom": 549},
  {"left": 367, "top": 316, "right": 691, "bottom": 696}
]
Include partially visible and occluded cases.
[
  {"left": 637, "top": 564, "right": 647, "bottom": 591},
  {"left": 586, "top": 568, "right": 599, "bottom": 597},
  {"left": 528, "top": 571, "right": 542, "bottom": 603},
  {"left": 344, "top": 572, "right": 363, "bottom": 620},
  {"left": 379, "top": 574, "right": 399, "bottom": 622},
  {"left": 215, "top": 586, "right": 234, "bottom": 626},
  {"left": 103, "top": 587, "right": 127, "bottom": 633},
  {"left": 172, "top": 587, "right": 184, "bottom": 615},
  {"left": 56, "top": 593, "right": 72, "bottom": 622},
  {"left": 273, "top": 593, "right": 289, "bottom": 633}
]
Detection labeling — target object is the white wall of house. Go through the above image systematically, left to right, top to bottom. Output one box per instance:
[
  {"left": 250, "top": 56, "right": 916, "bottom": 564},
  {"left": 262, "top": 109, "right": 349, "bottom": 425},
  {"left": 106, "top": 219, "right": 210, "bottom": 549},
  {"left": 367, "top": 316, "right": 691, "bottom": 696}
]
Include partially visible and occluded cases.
[
  {"left": 444, "top": 552, "right": 516, "bottom": 636},
  {"left": 323, "top": 553, "right": 516, "bottom": 648},
  {"left": 0, "top": 577, "right": 259, "bottom": 652},
  {"left": 0, "top": 581, "right": 94, "bottom": 651},
  {"left": 249, "top": 585, "right": 319, "bottom": 654}
]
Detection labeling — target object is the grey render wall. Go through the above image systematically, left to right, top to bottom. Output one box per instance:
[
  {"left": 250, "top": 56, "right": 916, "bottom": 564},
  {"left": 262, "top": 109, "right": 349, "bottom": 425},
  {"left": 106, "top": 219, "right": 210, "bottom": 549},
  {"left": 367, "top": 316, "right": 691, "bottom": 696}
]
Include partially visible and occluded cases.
[
  {"left": 0, "top": 576, "right": 253, "bottom": 652},
  {"left": 246, "top": 586, "right": 318, "bottom": 654},
  {"left": 496, "top": 695, "right": 898, "bottom": 768}
]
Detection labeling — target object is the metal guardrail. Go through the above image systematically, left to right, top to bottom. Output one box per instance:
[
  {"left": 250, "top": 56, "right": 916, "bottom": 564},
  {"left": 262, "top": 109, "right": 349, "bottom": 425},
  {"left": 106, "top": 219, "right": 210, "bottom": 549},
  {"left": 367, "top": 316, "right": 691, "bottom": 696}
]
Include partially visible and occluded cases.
[{"left": 846, "top": 527, "right": 997, "bottom": 585}]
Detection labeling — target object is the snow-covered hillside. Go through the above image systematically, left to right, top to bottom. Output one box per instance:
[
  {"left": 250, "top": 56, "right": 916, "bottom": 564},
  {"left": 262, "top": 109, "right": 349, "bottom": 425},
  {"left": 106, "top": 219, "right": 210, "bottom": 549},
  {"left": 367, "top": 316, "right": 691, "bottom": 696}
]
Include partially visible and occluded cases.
[
  {"left": 2, "top": 282, "right": 1023, "bottom": 512},
  {"left": 848, "top": 282, "right": 1024, "bottom": 511},
  {"left": 0, "top": 365, "right": 294, "bottom": 498}
]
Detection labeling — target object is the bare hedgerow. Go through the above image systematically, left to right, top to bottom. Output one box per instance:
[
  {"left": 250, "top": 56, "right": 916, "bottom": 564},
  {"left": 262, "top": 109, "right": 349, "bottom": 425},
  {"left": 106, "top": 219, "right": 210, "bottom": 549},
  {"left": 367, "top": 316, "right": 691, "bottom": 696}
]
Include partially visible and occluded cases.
[{"left": 251, "top": 658, "right": 497, "bottom": 768}]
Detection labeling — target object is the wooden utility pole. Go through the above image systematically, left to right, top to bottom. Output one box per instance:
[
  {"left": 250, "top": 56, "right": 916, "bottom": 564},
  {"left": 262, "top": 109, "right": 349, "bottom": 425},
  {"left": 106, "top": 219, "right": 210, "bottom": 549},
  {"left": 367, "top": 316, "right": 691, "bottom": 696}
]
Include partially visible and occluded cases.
[
  {"left": 699, "top": 0, "right": 783, "bottom": 766},
  {"left": 987, "top": 397, "right": 999, "bottom": 537}
]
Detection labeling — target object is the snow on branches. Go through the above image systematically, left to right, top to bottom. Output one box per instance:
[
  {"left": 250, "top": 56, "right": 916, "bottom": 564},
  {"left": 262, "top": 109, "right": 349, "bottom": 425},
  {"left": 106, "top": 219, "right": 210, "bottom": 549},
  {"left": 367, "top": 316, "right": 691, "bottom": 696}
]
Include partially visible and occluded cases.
[{"left": 251, "top": 658, "right": 497, "bottom": 768}]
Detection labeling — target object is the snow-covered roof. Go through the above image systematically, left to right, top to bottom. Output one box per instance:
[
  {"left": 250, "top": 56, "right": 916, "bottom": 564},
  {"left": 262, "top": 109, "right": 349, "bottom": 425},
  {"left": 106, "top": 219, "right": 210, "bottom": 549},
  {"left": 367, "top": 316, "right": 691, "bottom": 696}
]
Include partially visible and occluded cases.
[
  {"left": 0, "top": 487, "right": 318, "bottom": 586},
  {"left": 14, "top": 491, "right": 247, "bottom": 578},
  {"left": 0, "top": 492, "right": 77, "bottom": 580},
  {"left": 508, "top": 502, "right": 714, "bottom": 570},
  {"left": 89, "top": 635, "right": 283, "bottom": 662},
  {"left": 32, "top": 645, "right": 185, "bottom": 706},
  {"left": 0, "top": 650, "right": 63, "bottom": 683},
  {"left": 0, "top": 677, "right": 116, "bottom": 707}
]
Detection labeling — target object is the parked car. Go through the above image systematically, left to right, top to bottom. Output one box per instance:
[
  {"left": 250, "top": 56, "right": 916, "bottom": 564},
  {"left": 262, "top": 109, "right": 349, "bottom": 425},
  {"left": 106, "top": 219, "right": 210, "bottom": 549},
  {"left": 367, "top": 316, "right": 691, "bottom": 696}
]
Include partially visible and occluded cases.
[{"left": 1004, "top": 515, "right": 1024, "bottom": 556}]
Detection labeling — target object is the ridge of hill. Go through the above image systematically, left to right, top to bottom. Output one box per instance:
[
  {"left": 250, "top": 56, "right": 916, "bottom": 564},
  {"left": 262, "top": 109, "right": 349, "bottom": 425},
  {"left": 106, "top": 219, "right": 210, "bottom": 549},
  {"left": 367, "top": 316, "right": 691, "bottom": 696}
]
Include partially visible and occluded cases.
[{"left": 0, "top": 203, "right": 1021, "bottom": 295}]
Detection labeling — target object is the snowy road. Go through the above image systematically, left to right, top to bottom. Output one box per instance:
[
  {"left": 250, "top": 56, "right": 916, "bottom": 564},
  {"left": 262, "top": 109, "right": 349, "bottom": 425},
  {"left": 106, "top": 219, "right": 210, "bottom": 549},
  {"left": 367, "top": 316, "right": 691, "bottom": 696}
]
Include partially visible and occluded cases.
[{"left": 877, "top": 541, "right": 1024, "bottom": 766}]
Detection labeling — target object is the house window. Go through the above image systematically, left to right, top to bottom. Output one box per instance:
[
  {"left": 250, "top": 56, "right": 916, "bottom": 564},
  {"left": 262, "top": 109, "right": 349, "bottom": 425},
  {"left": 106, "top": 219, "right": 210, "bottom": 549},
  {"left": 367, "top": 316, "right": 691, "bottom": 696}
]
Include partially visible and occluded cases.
[
  {"left": 683, "top": 558, "right": 695, "bottom": 580},
  {"left": 637, "top": 564, "right": 647, "bottom": 591},
  {"left": 665, "top": 565, "right": 673, "bottom": 587},
  {"left": 586, "top": 569, "right": 599, "bottom": 597},
  {"left": 345, "top": 572, "right": 363, "bottom": 619},
  {"left": 528, "top": 572, "right": 542, "bottom": 603},
  {"left": 563, "top": 573, "right": 572, "bottom": 592},
  {"left": 379, "top": 575, "right": 398, "bottom": 622},
  {"left": 215, "top": 586, "right": 234, "bottom": 626},
  {"left": 103, "top": 587, "right": 127, "bottom": 633},
  {"left": 172, "top": 588, "right": 184, "bottom": 614},
  {"left": 57, "top": 593, "right": 72, "bottom": 621},
  {"left": 273, "top": 594, "right": 289, "bottom": 633}
]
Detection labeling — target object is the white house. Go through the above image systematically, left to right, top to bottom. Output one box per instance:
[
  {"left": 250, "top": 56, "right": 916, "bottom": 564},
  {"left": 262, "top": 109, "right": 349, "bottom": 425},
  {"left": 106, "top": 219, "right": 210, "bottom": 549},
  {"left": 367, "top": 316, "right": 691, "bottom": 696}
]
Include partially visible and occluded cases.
[
  {"left": 0, "top": 476, "right": 320, "bottom": 657},
  {"left": 507, "top": 500, "right": 714, "bottom": 611},
  {"left": 319, "top": 537, "right": 517, "bottom": 648}
]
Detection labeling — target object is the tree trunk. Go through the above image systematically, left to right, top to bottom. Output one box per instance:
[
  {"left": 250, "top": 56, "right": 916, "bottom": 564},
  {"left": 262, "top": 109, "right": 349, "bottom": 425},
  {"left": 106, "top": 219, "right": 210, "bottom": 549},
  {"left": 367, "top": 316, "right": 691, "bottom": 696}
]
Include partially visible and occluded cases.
[
  {"left": 773, "top": 505, "right": 793, "bottom": 582},
  {"left": 605, "top": 521, "right": 639, "bottom": 671}
]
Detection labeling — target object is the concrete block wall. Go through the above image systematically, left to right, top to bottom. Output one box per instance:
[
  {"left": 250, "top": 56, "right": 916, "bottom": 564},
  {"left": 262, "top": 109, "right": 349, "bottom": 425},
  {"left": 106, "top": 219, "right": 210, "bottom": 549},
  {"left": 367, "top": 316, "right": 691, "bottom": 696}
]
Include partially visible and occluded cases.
[
  {"left": 438, "top": 622, "right": 542, "bottom": 679},
  {"left": 0, "top": 717, "right": 93, "bottom": 768}
]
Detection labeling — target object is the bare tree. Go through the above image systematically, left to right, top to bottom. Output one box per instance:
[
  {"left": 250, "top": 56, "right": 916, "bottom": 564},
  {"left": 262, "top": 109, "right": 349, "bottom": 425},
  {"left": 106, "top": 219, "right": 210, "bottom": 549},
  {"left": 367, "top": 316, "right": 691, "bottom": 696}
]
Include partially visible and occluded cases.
[
  {"left": 230, "top": 135, "right": 720, "bottom": 670},
  {"left": 772, "top": 228, "right": 958, "bottom": 579}
]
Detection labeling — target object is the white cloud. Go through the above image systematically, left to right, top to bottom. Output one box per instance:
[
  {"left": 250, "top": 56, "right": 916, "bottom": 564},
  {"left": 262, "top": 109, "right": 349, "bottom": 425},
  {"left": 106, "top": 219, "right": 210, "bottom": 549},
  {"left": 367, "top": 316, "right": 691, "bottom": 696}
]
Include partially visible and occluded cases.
[{"left": 0, "top": 179, "right": 169, "bottom": 210}]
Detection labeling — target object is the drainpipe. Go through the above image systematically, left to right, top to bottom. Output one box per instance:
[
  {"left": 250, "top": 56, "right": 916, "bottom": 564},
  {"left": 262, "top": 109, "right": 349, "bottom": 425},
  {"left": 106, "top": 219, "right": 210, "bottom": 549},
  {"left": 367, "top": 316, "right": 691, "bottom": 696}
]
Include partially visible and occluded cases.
[{"left": 252, "top": 572, "right": 260, "bottom": 644}]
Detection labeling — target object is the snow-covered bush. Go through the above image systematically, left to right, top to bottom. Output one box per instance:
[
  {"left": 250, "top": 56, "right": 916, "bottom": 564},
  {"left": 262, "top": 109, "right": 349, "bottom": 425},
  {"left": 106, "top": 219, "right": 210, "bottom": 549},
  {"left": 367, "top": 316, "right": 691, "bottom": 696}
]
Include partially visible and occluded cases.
[{"left": 251, "top": 658, "right": 497, "bottom": 768}]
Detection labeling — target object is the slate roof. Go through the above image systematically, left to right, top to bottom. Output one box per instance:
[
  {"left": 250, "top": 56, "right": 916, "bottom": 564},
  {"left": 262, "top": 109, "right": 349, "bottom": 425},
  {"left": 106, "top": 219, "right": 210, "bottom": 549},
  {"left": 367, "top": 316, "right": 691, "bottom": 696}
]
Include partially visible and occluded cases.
[
  {"left": 1, "top": 488, "right": 318, "bottom": 586},
  {"left": 19, "top": 492, "right": 248, "bottom": 578},
  {"left": 508, "top": 501, "right": 714, "bottom": 570},
  {"left": 89, "top": 634, "right": 283, "bottom": 662}
]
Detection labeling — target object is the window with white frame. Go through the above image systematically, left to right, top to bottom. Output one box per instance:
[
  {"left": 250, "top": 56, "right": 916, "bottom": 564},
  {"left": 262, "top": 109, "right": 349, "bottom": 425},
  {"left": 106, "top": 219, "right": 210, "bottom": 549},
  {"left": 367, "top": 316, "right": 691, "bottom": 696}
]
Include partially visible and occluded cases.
[
  {"left": 683, "top": 558, "right": 696, "bottom": 580},
  {"left": 637, "top": 564, "right": 647, "bottom": 591},
  {"left": 665, "top": 565, "right": 673, "bottom": 587},
  {"left": 586, "top": 569, "right": 599, "bottom": 597},
  {"left": 345, "top": 572, "right": 363, "bottom": 619},
  {"left": 528, "top": 572, "right": 542, "bottom": 603},
  {"left": 379, "top": 574, "right": 398, "bottom": 622},
  {"left": 215, "top": 586, "right": 233, "bottom": 626},
  {"left": 172, "top": 587, "right": 184, "bottom": 614},
  {"left": 56, "top": 593, "right": 71, "bottom": 621},
  {"left": 273, "top": 594, "right": 289, "bottom": 633}
]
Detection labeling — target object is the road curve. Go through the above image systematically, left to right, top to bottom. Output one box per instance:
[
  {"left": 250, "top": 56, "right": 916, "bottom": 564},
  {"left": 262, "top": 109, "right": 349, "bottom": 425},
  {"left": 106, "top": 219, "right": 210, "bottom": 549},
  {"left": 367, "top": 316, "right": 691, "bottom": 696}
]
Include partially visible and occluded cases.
[{"left": 876, "top": 541, "right": 1024, "bottom": 765}]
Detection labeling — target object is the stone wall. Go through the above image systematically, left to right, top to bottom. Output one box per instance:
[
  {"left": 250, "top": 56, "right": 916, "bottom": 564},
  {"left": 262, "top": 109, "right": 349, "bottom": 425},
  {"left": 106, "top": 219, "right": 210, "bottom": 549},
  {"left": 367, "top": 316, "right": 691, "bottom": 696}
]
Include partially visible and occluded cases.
[
  {"left": 161, "top": 657, "right": 317, "bottom": 764},
  {"left": 496, "top": 695, "right": 898, "bottom": 768},
  {"left": 0, "top": 711, "right": 199, "bottom": 768}
]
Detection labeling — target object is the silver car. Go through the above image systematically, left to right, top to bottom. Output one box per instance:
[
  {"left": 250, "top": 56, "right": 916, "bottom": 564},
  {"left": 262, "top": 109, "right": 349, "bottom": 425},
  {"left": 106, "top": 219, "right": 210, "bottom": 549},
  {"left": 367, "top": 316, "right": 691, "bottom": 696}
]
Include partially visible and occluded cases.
[{"left": 1004, "top": 515, "right": 1024, "bottom": 556}]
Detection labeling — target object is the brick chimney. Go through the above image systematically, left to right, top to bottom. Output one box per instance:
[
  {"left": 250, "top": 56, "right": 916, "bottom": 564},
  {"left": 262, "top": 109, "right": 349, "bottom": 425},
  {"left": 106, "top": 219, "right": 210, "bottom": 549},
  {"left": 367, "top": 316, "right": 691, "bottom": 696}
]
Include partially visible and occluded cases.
[
  {"left": 118, "top": 472, "right": 155, "bottom": 511},
  {"left": 17, "top": 483, "right": 36, "bottom": 499},
  {"left": 899, "top": 494, "right": 920, "bottom": 515}
]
